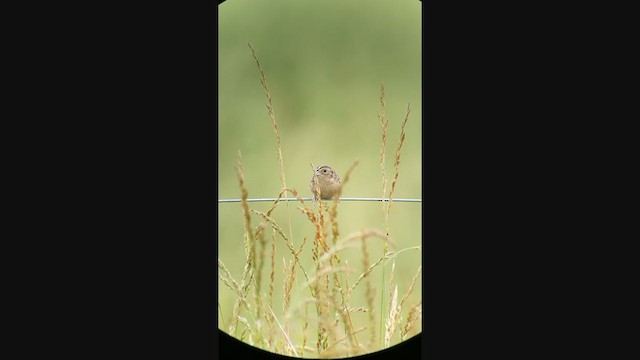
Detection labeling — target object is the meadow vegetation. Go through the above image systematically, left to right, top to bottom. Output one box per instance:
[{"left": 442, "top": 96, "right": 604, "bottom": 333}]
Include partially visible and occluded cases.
[{"left": 218, "top": 44, "right": 421, "bottom": 358}]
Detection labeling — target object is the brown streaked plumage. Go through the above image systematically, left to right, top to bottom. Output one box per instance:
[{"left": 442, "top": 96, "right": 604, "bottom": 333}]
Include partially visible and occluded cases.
[{"left": 310, "top": 165, "right": 341, "bottom": 204}]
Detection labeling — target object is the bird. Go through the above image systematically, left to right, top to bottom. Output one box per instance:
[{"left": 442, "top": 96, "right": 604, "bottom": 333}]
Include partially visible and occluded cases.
[{"left": 310, "top": 165, "right": 341, "bottom": 205}]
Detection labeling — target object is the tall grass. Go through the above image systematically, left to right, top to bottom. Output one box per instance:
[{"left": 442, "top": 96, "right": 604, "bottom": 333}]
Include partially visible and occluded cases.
[{"left": 217, "top": 44, "right": 421, "bottom": 358}]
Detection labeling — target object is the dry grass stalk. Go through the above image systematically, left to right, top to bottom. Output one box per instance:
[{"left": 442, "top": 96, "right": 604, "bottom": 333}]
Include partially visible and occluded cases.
[
  {"left": 248, "top": 42, "right": 296, "bottom": 261},
  {"left": 247, "top": 43, "right": 285, "bottom": 190},
  {"left": 378, "top": 81, "right": 389, "bottom": 209},
  {"left": 377, "top": 82, "right": 391, "bottom": 348},
  {"left": 378, "top": 82, "right": 392, "bottom": 247},
  {"left": 376, "top": 87, "right": 412, "bottom": 347},
  {"left": 387, "top": 102, "right": 411, "bottom": 214},
  {"left": 230, "top": 151, "right": 257, "bottom": 335},
  {"left": 236, "top": 151, "right": 254, "bottom": 258},
  {"left": 328, "top": 159, "right": 360, "bottom": 244},
  {"left": 255, "top": 187, "right": 310, "bottom": 252},
  {"left": 250, "top": 188, "right": 294, "bottom": 251},
  {"left": 268, "top": 188, "right": 308, "bottom": 214},
  {"left": 251, "top": 190, "right": 282, "bottom": 244},
  {"left": 317, "top": 201, "right": 328, "bottom": 252},
  {"left": 300, "top": 204, "right": 322, "bottom": 266},
  {"left": 251, "top": 209, "right": 313, "bottom": 294},
  {"left": 251, "top": 210, "right": 294, "bottom": 256},
  {"left": 255, "top": 213, "right": 267, "bottom": 320},
  {"left": 267, "top": 228, "right": 276, "bottom": 344},
  {"left": 316, "top": 229, "right": 393, "bottom": 266},
  {"left": 361, "top": 233, "right": 376, "bottom": 347},
  {"left": 285, "top": 235, "right": 308, "bottom": 338},
  {"left": 299, "top": 245, "right": 344, "bottom": 354},
  {"left": 312, "top": 245, "right": 332, "bottom": 354},
  {"left": 383, "top": 245, "right": 421, "bottom": 265},
  {"left": 349, "top": 250, "right": 394, "bottom": 294},
  {"left": 282, "top": 257, "right": 293, "bottom": 342},
  {"left": 283, "top": 257, "right": 297, "bottom": 317},
  {"left": 349, "top": 258, "right": 385, "bottom": 294},
  {"left": 218, "top": 259, "right": 241, "bottom": 296},
  {"left": 336, "top": 259, "right": 360, "bottom": 350},
  {"left": 343, "top": 259, "right": 353, "bottom": 300},
  {"left": 219, "top": 260, "right": 257, "bottom": 322},
  {"left": 385, "top": 261, "right": 399, "bottom": 346},
  {"left": 388, "top": 261, "right": 396, "bottom": 297},
  {"left": 219, "top": 264, "right": 259, "bottom": 337},
  {"left": 306, "top": 265, "right": 354, "bottom": 287},
  {"left": 400, "top": 265, "right": 421, "bottom": 309},
  {"left": 330, "top": 272, "right": 357, "bottom": 350},
  {"left": 315, "top": 275, "right": 330, "bottom": 354},
  {"left": 327, "top": 283, "right": 362, "bottom": 355},
  {"left": 384, "top": 285, "right": 401, "bottom": 347},
  {"left": 253, "top": 296, "right": 274, "bottom": 349},
  {"left": 288, "top": 297, "right": 323, "bottom": 320},
  {"left": 401, "top": 301, "right": 422, "bottom": 340},
  {"left": 302, "top": 302, "right": 309, "bottom": 358},
  {"left": 333, "top": 302, "right": 359, "bottom": 353},
  {"left": 267, "top": 304, "right": 299, "bottom": 357},
  {"left": 348, "top": 307, "right": 370, "bottom": 313},
  {"left": 237, "top": 315, "right": 255, "bottom": 338},
  {"left": 321, "top": 326, "right": 367, "bottom": 358},
  {"left": 326, "top": 326, "right": 368, "bottom": 353}
]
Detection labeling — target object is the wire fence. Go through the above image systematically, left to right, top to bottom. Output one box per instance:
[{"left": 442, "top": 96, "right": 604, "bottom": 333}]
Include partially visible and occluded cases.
[{"left": 218, "top": 197, "right": 421, "bottom": 203}]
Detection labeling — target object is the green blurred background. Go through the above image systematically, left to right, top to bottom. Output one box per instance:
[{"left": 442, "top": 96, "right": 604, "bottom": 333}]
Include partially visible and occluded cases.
[{"left": 218, "top": 0, "right": 421, "bottom": 350}]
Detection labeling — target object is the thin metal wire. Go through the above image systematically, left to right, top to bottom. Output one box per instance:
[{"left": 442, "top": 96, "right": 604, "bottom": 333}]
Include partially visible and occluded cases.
[{"left": 218, "top": 197, "right": 421, "bottom": 203}]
